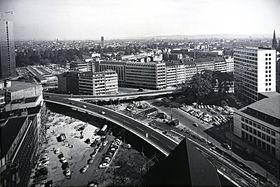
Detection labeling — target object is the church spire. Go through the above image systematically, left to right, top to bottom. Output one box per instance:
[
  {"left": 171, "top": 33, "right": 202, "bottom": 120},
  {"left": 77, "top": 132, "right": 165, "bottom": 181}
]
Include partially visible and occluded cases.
[{"left": 272, "top": 29, "right": 277, "bottom": 49}]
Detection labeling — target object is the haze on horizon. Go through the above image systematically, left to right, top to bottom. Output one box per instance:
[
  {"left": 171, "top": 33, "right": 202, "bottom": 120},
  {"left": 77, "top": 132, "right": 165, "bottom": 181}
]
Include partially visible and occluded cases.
[{"left": 0, "top": 0, "right": 280, "bottom": 40}]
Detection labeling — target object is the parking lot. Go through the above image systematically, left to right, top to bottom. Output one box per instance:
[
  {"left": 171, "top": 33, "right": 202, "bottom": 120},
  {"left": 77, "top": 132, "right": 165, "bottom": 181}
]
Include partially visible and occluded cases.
[
  {"left": 179, "top": 103, "right": 235, "bottom": 129},
  {"left": 29, "top": 110, "right": 151, "bottom": 187}
]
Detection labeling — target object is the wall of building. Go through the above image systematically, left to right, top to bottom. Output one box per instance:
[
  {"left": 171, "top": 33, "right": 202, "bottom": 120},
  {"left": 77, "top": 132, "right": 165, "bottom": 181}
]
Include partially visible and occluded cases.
[
  {"left": 125, "top": 62, "right": 166, "bottom": 89},
  {"left": 166, "top": 64, "right": 186, "bottom": 87},
  {"left": 79, "top": 71, "right": 118, "bottom": 95},
  {"left": 234, "top": 111, "right": 280, "bottom": 160}
]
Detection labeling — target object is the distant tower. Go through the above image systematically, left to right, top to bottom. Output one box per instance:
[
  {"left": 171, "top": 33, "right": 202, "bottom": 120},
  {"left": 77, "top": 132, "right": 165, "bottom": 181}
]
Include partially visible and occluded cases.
[
  {"left": 0, "top": 12, "right": 16, "bottom": 79},
  {"left": 272, "top": 30, "right": 277, "bottom": 49},
  {"left": 101, "top": 36, "right": 104, "bottom": 47}
]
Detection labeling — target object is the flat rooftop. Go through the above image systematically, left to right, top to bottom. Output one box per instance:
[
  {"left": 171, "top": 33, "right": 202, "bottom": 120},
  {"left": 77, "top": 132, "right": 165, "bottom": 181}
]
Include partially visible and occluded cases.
[
  {"left": 6, "top": 81, "right": 39, "bottom": 92},
  {"left": 259, "top": 92, "right": 280, "bottom": 98},
  {"left": 247, "top": 95, "right": 280, "bottom": 120}
]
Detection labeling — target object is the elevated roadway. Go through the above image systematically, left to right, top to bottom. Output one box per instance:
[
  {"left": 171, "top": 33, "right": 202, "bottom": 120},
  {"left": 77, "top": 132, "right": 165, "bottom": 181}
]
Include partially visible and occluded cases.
[
  {"left": 43, "top": 88, "right": 177, "bottom": 101},
  {"left": 44, "top": 95, "right": 177, "bottom": 156},
  {"left": 44, "top": 95, "right": 263, "bottom": 187}
]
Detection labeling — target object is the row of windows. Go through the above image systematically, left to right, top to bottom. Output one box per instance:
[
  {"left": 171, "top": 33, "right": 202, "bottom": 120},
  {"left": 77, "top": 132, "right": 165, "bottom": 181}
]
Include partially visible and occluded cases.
[
  {"left": 265, "top": 53, "right": 272, "bottom": 56},
  {"left": 265, "top": 58, "right": 272, "bottom": 60},
  {"left": 265, "top": 62, "right": 271, "bottom": 65},
  {"left": 265, "top": 66, "right": 271, "bottom": 69},
  {"left": 265, "top": 88, "right": 272, "bottom": 91},
  {"left": 241, "top": 117, "right": 276, "bottom": 136},
  {"left": 241, "top": 123, "right": 276, "bottom": 145},
  {"left": 241, "top": 131, "right": 276, "bottom": 156}
]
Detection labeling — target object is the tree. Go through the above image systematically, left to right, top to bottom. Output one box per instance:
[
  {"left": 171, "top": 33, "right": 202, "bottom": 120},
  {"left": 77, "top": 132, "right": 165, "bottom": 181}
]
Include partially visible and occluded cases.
[
  {"left": 190, "top": 71, "right": 213, "bottom": 101},
  {"left": 213, "top": 71, "right": 233, "bottom": 95}
]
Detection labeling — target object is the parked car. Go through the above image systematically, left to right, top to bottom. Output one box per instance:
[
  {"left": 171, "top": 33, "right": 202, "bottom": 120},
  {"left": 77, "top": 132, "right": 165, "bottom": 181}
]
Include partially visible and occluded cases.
[
  {"left": 192, "top": 123, "right": 199, "bottom": 127},
  {"left": 221, "top": 143, "right": 231, "bottom": 150},
  {"left": 88, "top": 158, "right": 94, "bottom": 164},
  {"left": 98, "top": 163, "right": 109, "bottom": 169},
  {"left": 80, "top": 165, "right": 89, "bottom": 173},
  {"left": 65, "top": 168, "right": 71, "bottom": 177}
]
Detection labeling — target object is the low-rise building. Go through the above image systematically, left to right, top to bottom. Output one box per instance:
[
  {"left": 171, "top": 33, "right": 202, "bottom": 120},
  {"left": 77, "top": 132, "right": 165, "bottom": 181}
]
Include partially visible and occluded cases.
[
  {"left": 79, "top": 70, "right": 118, "bottom": 95},
  {"left": 233, "top": 93, "right": 280, "bottom": 160}
]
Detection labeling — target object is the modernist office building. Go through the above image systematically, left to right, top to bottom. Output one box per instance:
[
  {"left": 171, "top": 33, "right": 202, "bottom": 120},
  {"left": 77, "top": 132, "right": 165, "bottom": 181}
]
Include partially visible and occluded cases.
[
  {"left": 0, "top": 12, "right": 16, "bottom": 79},
  {"left": 234, "top": 47, "right": 276, "bottom": 103},
  {"left": 95, "top": 61, "right": 167, "bottom": 89},
  {"left": 125, "top": 61, "right": 166, "bottom": 89},
  {"left": 79, "top": 70, "right": 118, "bottom": 95},
  {"left": 233, "top": 94, "right": 280, "bottom": 160}
]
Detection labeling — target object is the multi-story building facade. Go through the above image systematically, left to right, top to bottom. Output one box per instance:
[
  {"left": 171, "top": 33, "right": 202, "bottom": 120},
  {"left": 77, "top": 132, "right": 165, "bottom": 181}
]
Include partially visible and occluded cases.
[
  {"left": 0, "top": 12, "right": 16, "bottom": 79},
  {"left": 234, "top": 47, "right": 276, "bottom": 103},
  {"left": 95, "top": 61, "right": 126, "bottom": 85},
  {"left": 95, "top": 61, "right": 166, "bottom": 89},
  {"left": 125, "top": 62, "right": 166, "bottom": 89},
  {"left": 165, "top": 62, "right": 186, "bottom": 87},
  {"left": 185, "top": 64, "right": 198, "bottom": 83},
  {"left": 79, "top": 70, "right": 118, "bottom": 95},
  {"left": 57, "top": 71, "right": 79, "bottom": 94},
  {"left": 0, "top": 80, "right": 44, "bottom": 187},
  {"left": 233, "top": 94, "right": 280, "bottom": 160},
  {"left": 0, "top": 115, "right": 40, "bottom": 187}
]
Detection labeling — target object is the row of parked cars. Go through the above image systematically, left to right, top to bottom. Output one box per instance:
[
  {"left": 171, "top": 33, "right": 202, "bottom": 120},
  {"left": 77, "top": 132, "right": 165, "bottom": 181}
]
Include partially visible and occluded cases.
[
  {"left": 181, "top": 104, "right": 232, "bottom": 126},
  {"left": 180, "top": 106, "right": 213, "bottom": 123},
  {"left": 80, "top": 135, "right": 110, "bottom": 174},
  {"left": 99, "top": 138, "right": 122, "bottom": 169},
  {"left": 53, "top": 148, "right": 71, "bottom": 178},
  {"left": 34, "top": 152, "right": 50, "bottom": 183}
]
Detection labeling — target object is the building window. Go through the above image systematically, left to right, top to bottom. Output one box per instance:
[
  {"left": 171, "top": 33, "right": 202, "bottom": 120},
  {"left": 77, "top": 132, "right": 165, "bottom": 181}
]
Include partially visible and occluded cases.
[
  {"left": 253, "top": 129, "right": 256, "bottom": 135},
  {"left": 271, "top": 131, "right": 276, "bottom": 136},
  {"left": 271, "top": 138, "right": 276, "bottom": 145}
]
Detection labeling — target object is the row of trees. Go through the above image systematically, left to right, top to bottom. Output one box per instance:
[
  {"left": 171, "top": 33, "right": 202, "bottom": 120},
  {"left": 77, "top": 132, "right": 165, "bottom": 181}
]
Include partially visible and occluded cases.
[{"left": 16, "top": 48, "right": 88, "bottom": 67}]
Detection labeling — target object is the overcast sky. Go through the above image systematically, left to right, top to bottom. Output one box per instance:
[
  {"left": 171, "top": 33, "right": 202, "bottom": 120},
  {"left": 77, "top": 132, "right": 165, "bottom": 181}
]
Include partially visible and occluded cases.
[{"left": 1, "top": 0, "right": 280, "bottom": 40}]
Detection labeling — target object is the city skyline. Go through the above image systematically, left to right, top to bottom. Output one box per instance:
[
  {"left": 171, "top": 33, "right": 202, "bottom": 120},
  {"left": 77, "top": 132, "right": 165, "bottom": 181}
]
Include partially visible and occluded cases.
[{"left": 0, "top": 0, "right": 280, "bottom": 40}]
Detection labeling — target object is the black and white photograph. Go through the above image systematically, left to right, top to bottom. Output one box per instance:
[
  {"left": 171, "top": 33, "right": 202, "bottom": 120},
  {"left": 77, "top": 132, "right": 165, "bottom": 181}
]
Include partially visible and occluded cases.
[{"left": 0, "top": 0, "right": 280, "bottom": 186}]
